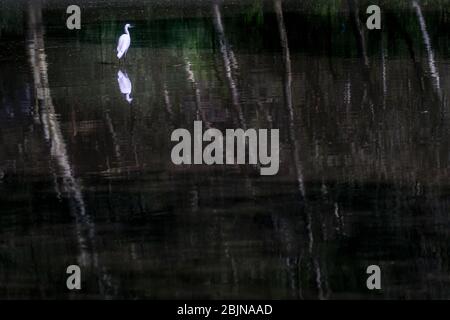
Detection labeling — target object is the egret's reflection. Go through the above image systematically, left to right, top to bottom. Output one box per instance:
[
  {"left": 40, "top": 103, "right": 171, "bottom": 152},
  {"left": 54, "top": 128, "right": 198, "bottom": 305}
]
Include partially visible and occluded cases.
[{"left": 117, "top": 70, "right": 133, "bottom": 103}]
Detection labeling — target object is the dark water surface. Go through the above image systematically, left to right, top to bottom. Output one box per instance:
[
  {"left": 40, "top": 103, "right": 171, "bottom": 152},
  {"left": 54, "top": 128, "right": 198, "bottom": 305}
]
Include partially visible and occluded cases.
[{"left": 0, "top": 0, "right": 449, "bottom": 299}]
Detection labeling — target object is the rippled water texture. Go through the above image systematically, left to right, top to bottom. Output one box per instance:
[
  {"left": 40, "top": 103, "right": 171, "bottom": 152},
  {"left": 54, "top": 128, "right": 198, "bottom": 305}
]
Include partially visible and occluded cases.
[{"left": 0, "top": 0, "right": 449, "bottom": 299}]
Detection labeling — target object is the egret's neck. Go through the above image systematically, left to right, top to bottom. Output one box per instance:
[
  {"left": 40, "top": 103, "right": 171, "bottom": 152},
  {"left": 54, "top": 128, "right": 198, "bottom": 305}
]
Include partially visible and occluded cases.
[{"left": 125, "top": 26, "right": 130, "bottom": 35}]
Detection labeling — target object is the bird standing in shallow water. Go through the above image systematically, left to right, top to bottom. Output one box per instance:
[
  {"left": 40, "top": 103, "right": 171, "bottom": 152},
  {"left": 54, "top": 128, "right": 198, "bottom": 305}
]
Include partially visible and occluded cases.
[{"left": 117, "top": 24, "right": 133, "bottom": 62}]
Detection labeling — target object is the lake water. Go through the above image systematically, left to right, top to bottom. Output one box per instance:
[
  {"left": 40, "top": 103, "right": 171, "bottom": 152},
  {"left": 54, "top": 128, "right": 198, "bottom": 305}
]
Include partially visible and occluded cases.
[{"left": 0, "top": 0, "right": 449, "bottom": 299}]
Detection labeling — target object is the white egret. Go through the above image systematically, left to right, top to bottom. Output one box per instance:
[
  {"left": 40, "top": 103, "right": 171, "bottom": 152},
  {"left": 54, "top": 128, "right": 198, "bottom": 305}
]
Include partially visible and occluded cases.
[
  {"left": 117, "top": 24, "right": 133, "bottom": 61},
  {"left": 117, "top": 70, "right": 133, "bottom": 103}
]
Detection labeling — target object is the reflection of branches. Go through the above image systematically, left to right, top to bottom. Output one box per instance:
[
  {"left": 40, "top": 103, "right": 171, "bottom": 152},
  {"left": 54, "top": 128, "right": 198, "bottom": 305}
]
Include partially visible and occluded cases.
[
  {"left": 27, "top": 0, "right": 115, "bottom": 297},
  {"left": 28, "top": 0, "right": 86, "bottom": 226},
  {"left": 274, "top": 0, "right": 328, "bottom": 300},
  {"left": 274, "top": 0, "right": 304, "bottom": 198},
  {"left": 346, "top": 0, "right": 382, "bottom": 118},
  {"left": 347, "top": 0, "right": 369, "bottom": 67},
  {"left": 412, "top": 0, "right": 442, "bottom": 100},
  {"left": 211, "top": 1, "right": 257, "bottom": 197},
  {"left": 212, "top": 1, "right": 246, "bottom": 129},
  {"left": 385, "top": 9, "right": 442, "bottom": 120},
  {"left": 386, "top": 11, "right": 426, "bottom": 92},
  {"left": 381, "top": 34, "right": 387, "bottom": 109},
  {"left": 184, "top": 58, "right": 212, "bottom": 128},
  {"left": 163, "top": 83, "right": 175, "bottom": 122},
  {"left": 105, "top": 111, "right": 122, "bottom": 162}
]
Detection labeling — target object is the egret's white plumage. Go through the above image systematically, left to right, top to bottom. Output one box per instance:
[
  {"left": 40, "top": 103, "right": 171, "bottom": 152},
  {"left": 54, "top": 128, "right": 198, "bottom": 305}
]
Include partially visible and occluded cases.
[
  {"left": 117, "top": 24, "right": 132, "bottom": 59},
  {"left": 117, "top": 70, "right": 133, "bottom": 103}
]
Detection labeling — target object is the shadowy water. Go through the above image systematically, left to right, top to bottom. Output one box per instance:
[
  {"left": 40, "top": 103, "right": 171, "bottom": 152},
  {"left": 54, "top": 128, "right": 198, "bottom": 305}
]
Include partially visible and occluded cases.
[{"left": 0, "top": 0, "right": 449, "bottom": 299}]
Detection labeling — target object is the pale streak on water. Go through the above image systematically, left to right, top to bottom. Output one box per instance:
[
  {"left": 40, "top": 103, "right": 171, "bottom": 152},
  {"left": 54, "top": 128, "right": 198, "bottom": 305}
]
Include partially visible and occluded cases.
[{"left": 412, "top": 0, "right": 442, "bottom": 100}]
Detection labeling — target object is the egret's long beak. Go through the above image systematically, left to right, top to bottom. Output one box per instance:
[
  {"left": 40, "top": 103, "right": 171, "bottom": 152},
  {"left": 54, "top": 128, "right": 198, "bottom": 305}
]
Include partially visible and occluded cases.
[{"left": 130, "top": 25, "right": 135, "bottom": 28}]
